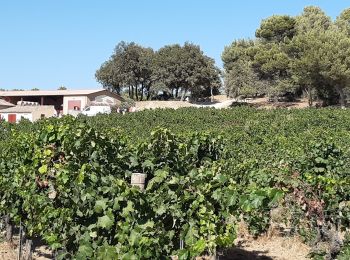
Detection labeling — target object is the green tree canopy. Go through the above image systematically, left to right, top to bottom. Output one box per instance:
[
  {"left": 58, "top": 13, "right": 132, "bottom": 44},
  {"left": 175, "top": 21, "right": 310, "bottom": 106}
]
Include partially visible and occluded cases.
[
  {"left": 223, "top": 6, "right": 350, "bottom": 107},
  {"left": 295, "top": 6, "right": 332, "bottom": 34},
  {"left": 335, "top": 8, "right": 350, "bottom": 35},
  {"left": 256, "top": 15, "right": 296, "bottom": 42},
  {"left": 319, "top": 30, "right": 350, "bottom": 108},
  {"left": 288, "top": 31, "right": 325, "bottom": 105},
  {"left": 222, "top": 39, "right": 255, "bottom": 71},
  {"left": 96, "top": 42, "right": 220, "bottom": 101},
  {"left": 96, "top": 42, "right": 156, "bottom": 101},
  {"left": 154, "top": 43, "right": 221, "bottom": 100},
  {"left": 225, "top": 59, "right": 265, "bottom": 98}
]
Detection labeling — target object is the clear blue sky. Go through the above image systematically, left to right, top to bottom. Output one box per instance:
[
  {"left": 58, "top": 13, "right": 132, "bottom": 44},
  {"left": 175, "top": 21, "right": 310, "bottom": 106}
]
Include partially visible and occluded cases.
[{"left": 0, "top": 0, "right": 349, "bottom": 90}]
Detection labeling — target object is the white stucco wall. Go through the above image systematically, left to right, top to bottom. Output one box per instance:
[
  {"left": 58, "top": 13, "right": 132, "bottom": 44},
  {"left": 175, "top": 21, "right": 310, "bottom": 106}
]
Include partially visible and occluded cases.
[
  {"left": 63, "top": 96, "right": 88, "bottom": 115},
  {"left": 0, "top": 106, "right": 55, "bottom": 122},
  {"left": 32, "top": 107, "right": 56, "bottom": 121},
  {"left": 0, "top": 113, "right": 33, "bottom": 122}
]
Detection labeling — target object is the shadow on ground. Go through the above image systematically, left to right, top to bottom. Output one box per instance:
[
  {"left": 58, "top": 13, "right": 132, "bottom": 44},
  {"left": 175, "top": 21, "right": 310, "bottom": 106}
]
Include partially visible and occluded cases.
[{"left": 219, "top": 247, "right": 274, "bottom": 260}]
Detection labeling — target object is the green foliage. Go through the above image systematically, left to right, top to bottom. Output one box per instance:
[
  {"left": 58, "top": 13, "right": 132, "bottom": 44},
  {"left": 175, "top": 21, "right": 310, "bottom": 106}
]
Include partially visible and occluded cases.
[
  {"left": 223, "top": 6, "right": 350, "bottom": 106},
  {"left": 295, "top": 6, "right": 332, "bottom": 34},
  {"left": 336, "top": 8, "right": 350, "bottom": 35},
  {"left": 256, "top": 15, "right": 296, "bottom": 42},
  {"left": 222, "top": 39, "right": 256, "bottom": 72},
  {"left": 96, "top": 41, "right": 221, "bottom": 101},
  {"left": 96, "top": 41, "right": 156, "bottom": 100},
  {"left": 155, "top": 43, "right": 222, "bottom": 101},
  {"left": 224, "top": 59, "right": 265, "bottom": 98},
  {"left": 57, "top": 86, "right": 67, "bottom": 90},
  {"left": 120, "top": 97, "right": 136, "bottom": 110},
  {"left": 1, "top": 107, "right": 350, "bottom": 258},
  {"left": 0, "top": 116, "right": 239, "bottom": 258}
]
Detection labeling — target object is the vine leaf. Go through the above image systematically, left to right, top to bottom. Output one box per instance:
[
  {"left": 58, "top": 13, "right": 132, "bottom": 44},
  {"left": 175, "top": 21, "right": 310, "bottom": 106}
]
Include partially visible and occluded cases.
[
  {"left": 38, "top": 165, "right": 48, "bottom": 174},
  {"left": 94, "top": 199, "right": 108, "bottom": 213},
  {"left": 97, "top": 215, "right": 114, "bottom": 230}
]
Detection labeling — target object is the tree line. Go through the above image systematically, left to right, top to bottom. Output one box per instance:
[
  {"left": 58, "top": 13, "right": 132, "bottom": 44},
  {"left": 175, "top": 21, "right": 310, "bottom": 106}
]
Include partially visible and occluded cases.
[
  {"left": 222, "top": 6, "right": 350, "bottom": 107},
  {"left": 96, "top": 42, "right": 221, "bottom": 101}
]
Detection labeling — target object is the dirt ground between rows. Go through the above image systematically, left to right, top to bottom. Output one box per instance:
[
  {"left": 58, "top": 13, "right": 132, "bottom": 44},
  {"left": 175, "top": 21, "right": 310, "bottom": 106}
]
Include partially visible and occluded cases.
[
  {"left": 135, "top": 96, "right": 311, "bottom": 111},
  {"left": 0, "top": 235, "right": 310, "bottom": 260},
  {"left": 224, "top": 236, "right": 310, "bottom": 260},
  {"left": 0, "top": 239, "right": 51, "bottom": 260},
  {"left": 0, "top": 241, "right": 16, "bottom": 260}
]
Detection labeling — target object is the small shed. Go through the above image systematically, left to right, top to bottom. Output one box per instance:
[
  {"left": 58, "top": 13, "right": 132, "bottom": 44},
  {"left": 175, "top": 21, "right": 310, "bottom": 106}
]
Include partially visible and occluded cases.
[
  {"left": 0, "top": 99, "right": 15, "bottom": 110},
  {"left": 0, "top": 105, "right": 56, "bottom": 123}
]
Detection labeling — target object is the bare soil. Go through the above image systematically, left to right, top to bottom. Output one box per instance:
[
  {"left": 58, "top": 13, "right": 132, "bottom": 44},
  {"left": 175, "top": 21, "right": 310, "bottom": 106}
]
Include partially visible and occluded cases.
[
  {"left": 135, "top": 95, "right": 232, "bottom": 110},
  {"left": 135, "top": 96, "right": 311, "bottom": 111},
  {"left": 247, "top": 97, "right": 310, "bottom": 109},
  {"left": 136, "top": 100, "right": 194, "bottom": 110},
  {"left": 216, "top": 220, "right": 311, "bottom": 260},
  {"left": 0, "top": 234, "right": 310, "bottom": 260},
  {"left": 223, "top": 236, "right": 310, "bottom": 260},
  {"left": 0, "top": 239, "right": 52, "bottom": 260},
  {"left": 0, "top": 240, "right": 16, "bottom": 260}
]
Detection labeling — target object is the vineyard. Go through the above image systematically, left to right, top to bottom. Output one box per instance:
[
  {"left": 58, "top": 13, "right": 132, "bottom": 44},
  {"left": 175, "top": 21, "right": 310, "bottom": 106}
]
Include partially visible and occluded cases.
[{"left": 0, "top": 107, "right": 350, "bottom": 259}]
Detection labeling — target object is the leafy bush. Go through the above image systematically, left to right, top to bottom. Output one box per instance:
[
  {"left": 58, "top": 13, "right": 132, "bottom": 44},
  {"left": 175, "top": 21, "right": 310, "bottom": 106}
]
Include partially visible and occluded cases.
[{"left": 1, "top": 107, "right": 350, "bottom": 258}]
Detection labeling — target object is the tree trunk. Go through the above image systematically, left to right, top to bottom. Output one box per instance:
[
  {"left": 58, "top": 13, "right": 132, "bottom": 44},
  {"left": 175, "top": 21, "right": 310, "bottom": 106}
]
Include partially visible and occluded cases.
[
  {"left": 140, "top": 84, "right": 144, "bottom": 101},
  {"left": 114, "top": 85, "right": 121, "bottom": 95},
  {"left": 135, "top": 85, "right": 139, "bottom": 101},
  {"left": 128, "top": 86, "right": 131, "bottom": 98},
  {"left": 131, "top": 86, "right": 134, "bottom": 100},
  {"left": 146, "top": 86, "right": 151, "bottom": 100},
  {"left": 210, "top": 86, "right": 214, "bottom": 103},
  {"left": 336, "top": 86, "right": 346, "bottom": 109},
  {"left": 305, "top": 87, "right": 313, "bottom": 107},
  {"left": 175, "top": 88, "right": 179, "bottom": 99},
  {"left": 180, "top": 89, "right": 187, "bottom": 101},
  {"left": 308, "top": 92, "right": 313, "bottom": 107}
]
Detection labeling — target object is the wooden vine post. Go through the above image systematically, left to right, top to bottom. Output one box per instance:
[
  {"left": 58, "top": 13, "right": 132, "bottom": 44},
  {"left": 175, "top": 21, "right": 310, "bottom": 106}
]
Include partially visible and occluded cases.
[
  {"left": 4, "top": 215, "right": 13, "bottom": 242},
  {"left": 17, "top": 221, "right": 23, "bottom": 260},
  {"left": 23, "top": 239, "right": 33, "bottom": 260}
]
